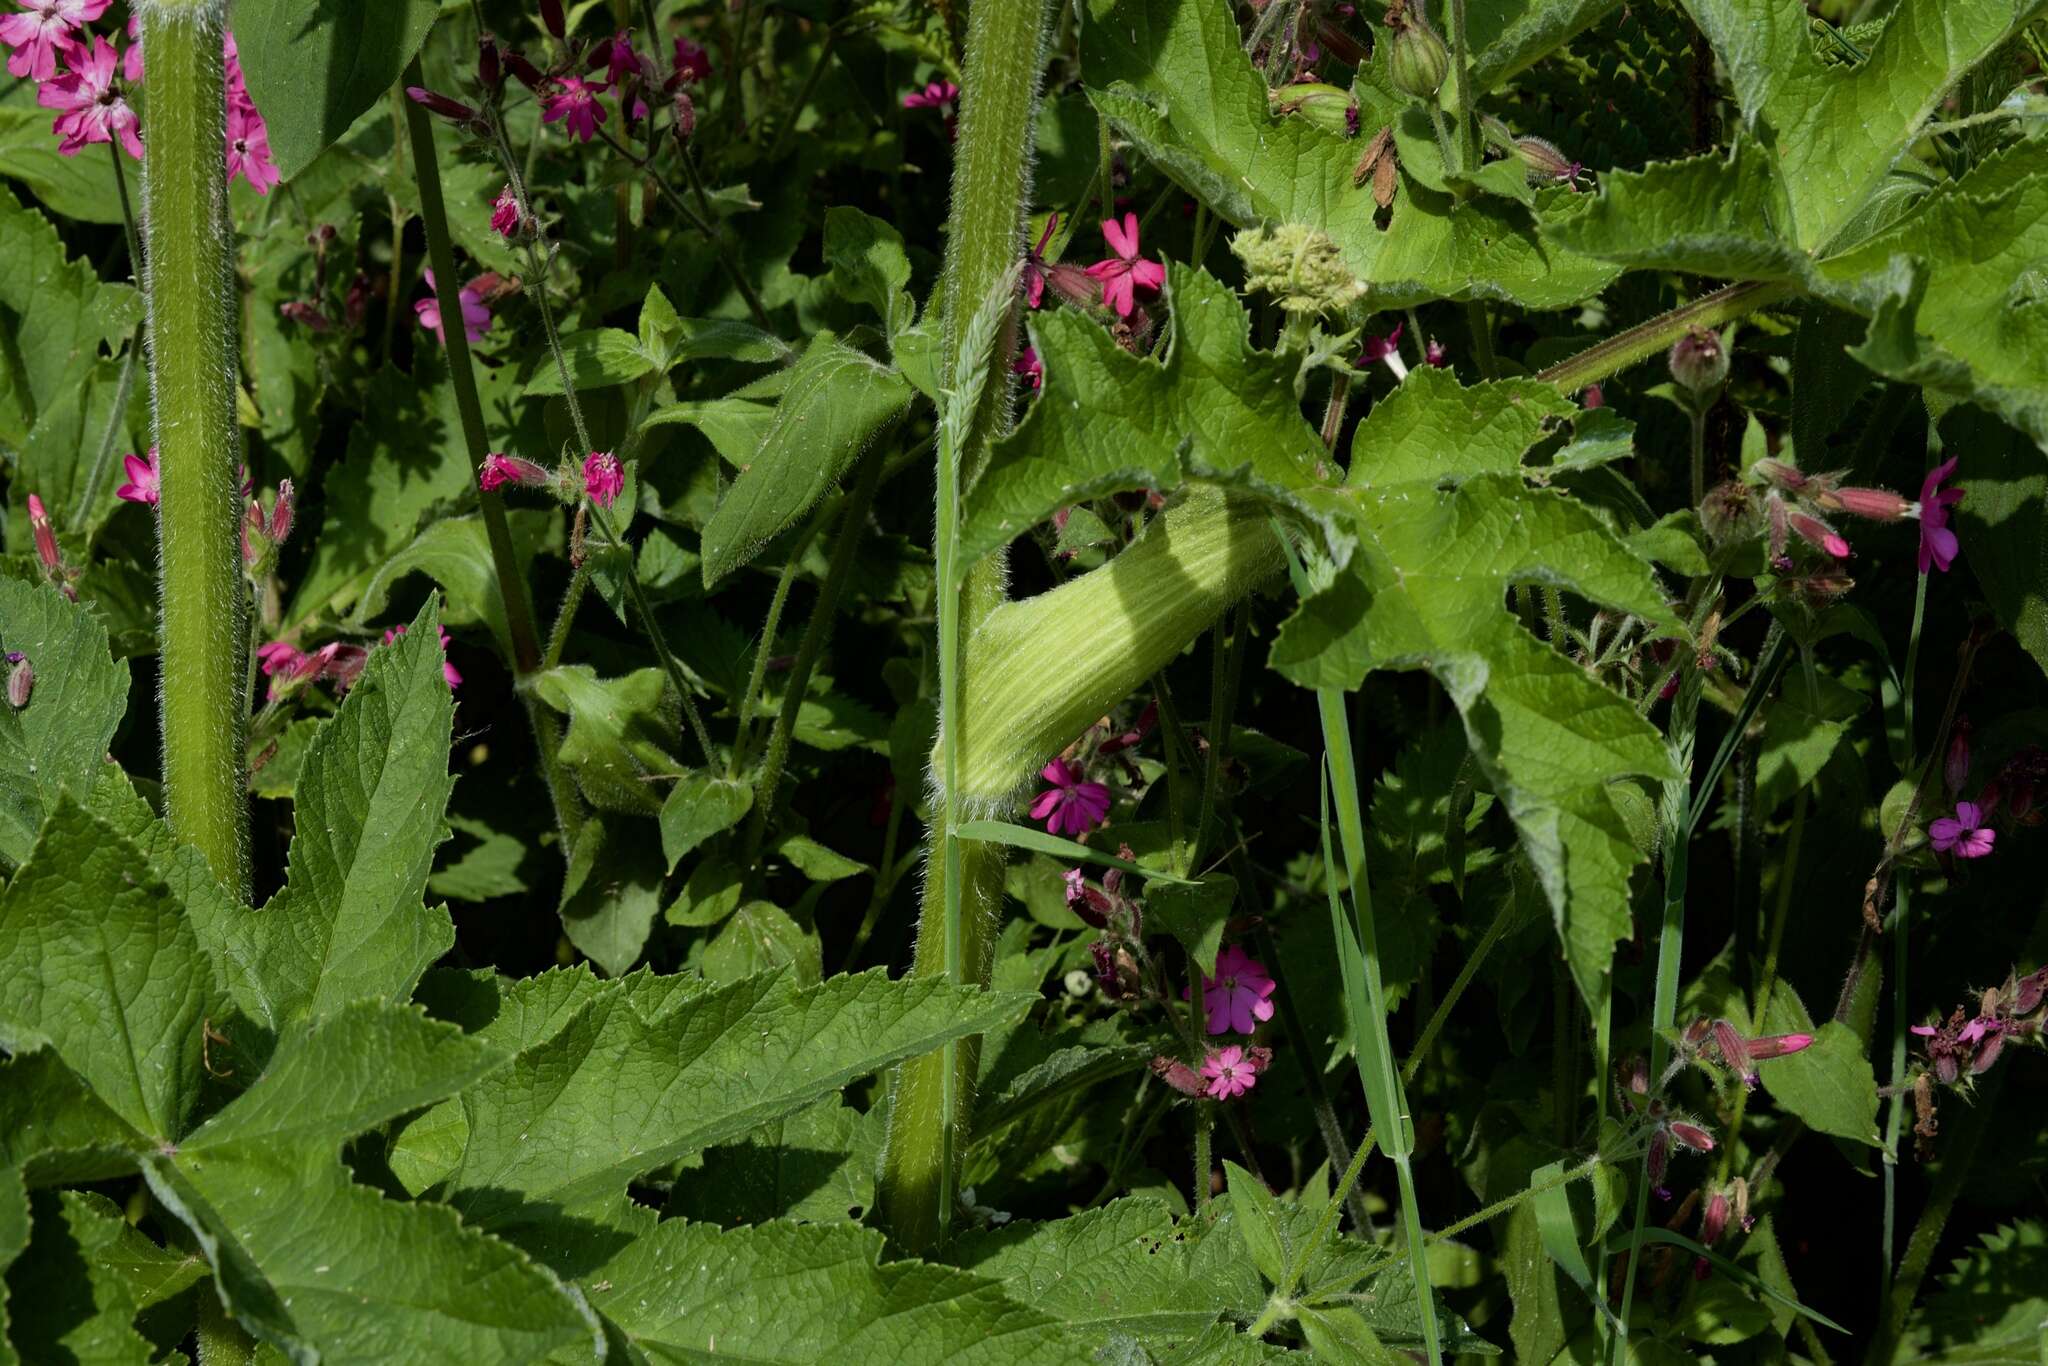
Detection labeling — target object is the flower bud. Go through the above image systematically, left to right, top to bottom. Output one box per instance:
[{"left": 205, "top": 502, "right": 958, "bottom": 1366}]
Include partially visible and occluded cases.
[
  {"left": 539, "top": 0, "right": 566, "bottom": 42},
  {"left": 1386, "top": 7, "right": 1449, "bottom": 101},
  {"left": 478, "top": 32, "right": 503, "bottom": 89},
  {"left": 505, "top": 50, "right": 546, "bottom": 91},
  {"left": 1270, "top": 82, "right": 1359, "bottom": 138},
  {"left": 405, "top": 85, "right": 480, "bottom": 127},
  {"left": 672, "top": 89, "right": 697, "bottom": 142},
  {"left": 1513, "top": 134, "right": 1582, "bottom": 189},
  {"left": 278, "top": 300, "right": 331, "bottom": 331},
  {"left": 1668, "top": 325, "right": 1729, "bottom": 393},
  {"left": 1425, "top": 338, "right": 1448, "bottom": 367},
  {"left": 478, "top": 453, "right": 552, "bottom": 493},
  {"left": 1751, "top": 459, "right": 1807, "bottom": 494},
  {"left": 269, "top": 479, "right": 295, "bottom": 545},
  {"left": 1699, "top": 480, "right": 1757, "bottom": 544},
  {"left": 1824, "top": 484, "right": 1915, "bottom": 522},
  {"left": 27, "top": 493, "right": 59, "bottom": 574},
  {"left": 242, "top": 502, "right": 264, "bottom": 565},
  {"left": 1787, "top": 510, "right": 1850, "bottom": 559},
  {"left": 7, "top": 656, "right": 32, "bottom": 709},
  {"left": 1945, "top": 721, "right": 1971, "bottom": 794},
  {"left": 2012, "top": 965, "right": 2048, "bottom": 1016},
  {"left": 1710, "top": 1019, "right": 1755, "bottom": 1088},
  {"left": 1746, "top": 1032, "right": 1813, "bottom": 1059},
  {"left": 1149, "top": 1055, "right": 1208, "bottom": 1097},
  {"left": 1670, "top": 1120, "right": 1716, "bottom": 1153},
  {"left": 1700, "top": 1188, "right": 1731, "bottom": 1247}
]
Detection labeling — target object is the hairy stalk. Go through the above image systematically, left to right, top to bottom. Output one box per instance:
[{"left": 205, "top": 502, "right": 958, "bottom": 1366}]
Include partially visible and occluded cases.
[
  {"left": 141, "top": 0, "right": 247, "bottom": 898},
  {"left": 880, "top": 0, "right": 1053, "bottom": 1254},
  {"left": 1445, "top": 0, "right": 1476, "bottom": 172},
  {"left": 71, "top": 146, "right": 144, "bottom": 531},
  {"left": 1538, "top": 282, "right": 1794, "bottom": 395},
  {"left": 738, "top": 444, "right": 884, "bottom": 873},
  {"left": 729, "top": 505, "right": 830, "bottom": 776},
  {"left": 1881, "top": 569, "right": 1930, "bottom": 1290},
  {"left": 1194, "top": 601, "right": 1249, "bottom": 872},
  {"left": 1718, "top": 788, "right": 1806, "bottom": 1183},
  {"left": 1193, "top": 1103, "right": 1214, "bottom": 1213}
]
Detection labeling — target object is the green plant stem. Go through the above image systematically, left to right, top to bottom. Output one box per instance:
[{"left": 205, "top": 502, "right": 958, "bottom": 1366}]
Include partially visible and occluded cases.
[
  {"left": 142, "top": 0, "right": 248, "bottom": 899},
  {"left": 879, "top": 0, "right": 1052, "bottom": 1255},
  {"left": 1446, "top": 0, "right": 1475, "bottom": 173},
  {"left": 765, "top": 24, "right": 836, "bottom": 163},
  {"left": 71, "top": 145, "right": 144, "bottom": 531},
  {"left": 672, "top": 148, "right": 774, "bottom": 331},
  {"left": 1538, "top": 281, "right": 1795, "bottom": 395},
  {"left": 1465, "top": 299, "right": 1498, "bottom": 380},
  {"left": 1689, "top": 404, "right": 1708, "bottom": 511},
  {"left": 738, "top": 444, "right": 883, "bottom": 872},
  {"left": 588, "top": 502, "right": 716, "bottom": 766},
  {"left": 729, "top": 506, "right": 830, "bottom": 776},
  {"left": 542, "top": 564, "right": 589, "bottom": 670},
  {"left": 1881, "top": 570, "right": 1930, "bottom": 1291},
  {"left": 1194, "top": 602, "right": 1249, "bottom": 870},
  {"left": 1150, "top": 673, "right": 1194, "bottom": 870},
  {"left": 842, "top": 781, "right": 910, "bottom": 972},
  {"left": 1719, "top": 788, "right": 1806, "bottom": 1184},
  {"left": 1193, "top": 1103, "right": 1213, "bottom": 1213}
]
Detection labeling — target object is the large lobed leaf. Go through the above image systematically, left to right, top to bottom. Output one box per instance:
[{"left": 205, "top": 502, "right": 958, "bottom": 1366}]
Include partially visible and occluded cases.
[
  {"left": 233, "top": 0, "right": 443, "bottom": 183},
  {"left": 0, "top": 579, "right": 130, "bottom": 870}
]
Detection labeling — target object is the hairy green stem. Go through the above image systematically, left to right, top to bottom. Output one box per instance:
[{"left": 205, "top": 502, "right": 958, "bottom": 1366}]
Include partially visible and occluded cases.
[
  {"left": 141, "top": 0, "right": 247, "bottom": 898},
  {"left": 1538, "top": 282, "right": 1794, "bottom": 395},
  {"left": 729, "top": 505, "right": 830, "bottom": 777},
  {"left": 1881, "top": 570, "right": 1930, "bottom": 1289}
]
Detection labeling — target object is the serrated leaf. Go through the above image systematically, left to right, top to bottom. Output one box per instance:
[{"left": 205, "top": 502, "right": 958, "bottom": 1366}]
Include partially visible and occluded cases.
[
  {"left": 234, "top": 0, "right": 442, "bottom": 182},
  {"left": 1081, "top": 0, "right": 1618, "bottom": 309},
  {"left": 1471, "top": 0, "right": 1623, "bottom": 91},
  {"left": 1540, "top": 140, "right": 1809, "bottom": 281},
  {"left": 0, "top": 184, "right": 136, "bottom": 416},
  {"left": 699, "top": 335, "right": 912, "bottom": 585},
  {"left": 1347, "top": 366, "right": 1576, "bottom": 488},
  {"left": 0, "top": 579, "right": 130, "bottom": 869},
  {"left": 238, "top": 599, "right": 457, "bottom": 1029},
  {"left": 0, "top": 798, "right": 207, "bottom": 1143},
  {"left": 437, "top": 969, "right": 1034, "bottom": 1237},
  {"left": 668, "top": 1097, "right": 880, "bottom": 1227},
  {"left": 1223, "top": 1163, "right": 1289, "bottom": 1287},
  {"left": 5, "top": 1190, "right": 155, "bottom": 1365},
  {"left": 953, "top": 1198, "right": 1264, "bottom": 1337},
  {"left": 583, "top": 1218, "right": 1081, "bottom": 1362},
  {"left": 1910, "top": 1220, "right": 2048, "bottom": 1360}
]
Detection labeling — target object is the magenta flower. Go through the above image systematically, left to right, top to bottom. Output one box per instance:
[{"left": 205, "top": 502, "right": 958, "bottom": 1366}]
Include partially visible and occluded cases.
[
  {"left": 1, "top": 0, "right": 107, "bottom": 81},
  {"left": 597, "top": 28, "right": 637, "bottom": 84},
  {"left": 38, "top": 34, "right": 142, "bottom": 160},
  {"left": 669, "top": 36, "right": 710, "bottom": 85},
  {"left": 541, "top": 75, "right": 608, "bottom": 141},
  {"left": 901, "top": 79, "right": 958, "bottom": 110},
  {"left": 227, "top": 99, "right": 279, "bottom": 195},
  {"left": 490, "top": 184, "right": 522, "bottom": 239},
  {"left": 1084, "top": 214, "right": 1165, "bottom": 319},
  {"left": 415, "top": 269, "right": 492, "bottom": 346},
  {"left": 1355, "top": 322, "right": 1409, "bottom": 380},
  {"left": 1425, "top": 338, "right": 1449, "bottom": 368},
  {"left": 1013, "top": 346, "right": 1042, "bottom": 390},
  {"left": 115, "top": 447, "right": 159, "bottom": 505},
  {"left": 582, "top": 451, "right": 624, "bottom": 509},
  {"left": 479, "top": 452, "right": 550, "bottom": 492},
  {"left": 1917, "top": 456, "right": 1963, "bottom": 574},
  {"left": 26, "top": 492, "right": 59, "bottom": 573},
  {"left": 1786, "top": 509, "right": 1850, "bottom": 560},
  {"left": 383, "top": 624, "right": 462, "bottom": 689},
  {"left": 255, "top": 640, "right": 303, "bottom": 679},
  {"left": 1029, "top": 758, "right": 1111, "bottom": 837},
  {"left": 1930, "top": 801, "right": 1994, "bottom": 859},
  {"left": 1198, "top": 943, "right": 1277, "bottom": 1036},
  {"left": 1201, "top": 1045, "right": 1258, "bottom": 1101}
]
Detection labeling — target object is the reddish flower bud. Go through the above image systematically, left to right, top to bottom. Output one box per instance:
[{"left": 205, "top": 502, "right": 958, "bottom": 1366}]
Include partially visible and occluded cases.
[
  {"left": 539, "top": 0, "right": 566, "bottom": 41},
  {"left": 478, "top": 32, "right": 503, "bottom": 89},
  {"left": 505, "top": 50, "right": 546, "bottom": 90},
  {"left": 405, "top": 85, "right": 480, "bottom": 126},
  {"left": 672, "top": 89, "right": 696, "bottom": 142},
  {"left": 278, "top": 299, "right": 332, "bottom": 332},
  {"left": 1668, "top": 326, "right": 1729, "bottom": 393},
  {"left": 1582, "top": 383, "right": 1603, "bottom": 409},
  {"left": 478, "top": 453, "right": 551, "bottom": 493},
  {"left": 1752, "top": 458, "right": 1808, "bottom": 494},
  {"left": 269, "top": 479, "right": 295, "bottom": 545},
  {"left": 1825, "top": 484, "right": 1915, "bottom": 522},
  {"left": 27, "top": 493, "right": 60, "bottom": 573},
  {"left": 242, "top": 501, "right": 264, "bottom": 565},
  {"left": 1787, "top": 510, "right": 1850, "bottom": 559},
  {"left": 6, "top": 656, "right": 32, "bottom": 709},
  {"left": 1945, "top": 721, "right": 1971, "bottom": 795},
  {"left": 2012, "top": 965, "right": 2048, "bottom": 1016},
  {"left": 1711, "top": 1019, "right": 1755, "bottom": 1088},
  {"left": 1745, "top": 1032, "right": 1813, "bottom": 1059},
  {"left": 1149, "top": 1055, "right": 1208, "bottom": 1097},
  {"left": 1670, "top": 1120, "right": 1715, "bottom": 1153},
  {"left": 1700, "top": 1188, "right": 1731, "bottom": 1248}
]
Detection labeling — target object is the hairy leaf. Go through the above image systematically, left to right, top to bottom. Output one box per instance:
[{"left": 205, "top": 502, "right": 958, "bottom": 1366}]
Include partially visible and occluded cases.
[
  {"left": 234, "top": 0, "right": 442, "bottom": 182},
  {"left": 0, "top": 580, "right": 130, "bottom": 869}
]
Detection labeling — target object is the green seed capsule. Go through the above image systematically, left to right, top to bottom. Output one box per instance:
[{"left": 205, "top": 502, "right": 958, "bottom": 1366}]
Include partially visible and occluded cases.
[{"left": 1388, "top": 13, "right": 1449, "bottom": 102}]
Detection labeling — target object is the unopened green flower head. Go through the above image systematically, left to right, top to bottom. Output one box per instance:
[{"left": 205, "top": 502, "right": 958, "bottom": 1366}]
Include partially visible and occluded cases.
[
  {"left": 1385, "top": 2, "right": 1448, "bottom": 101},
  {"left": 1230, "top": 223, "right": 1363, "bottom": 316}
]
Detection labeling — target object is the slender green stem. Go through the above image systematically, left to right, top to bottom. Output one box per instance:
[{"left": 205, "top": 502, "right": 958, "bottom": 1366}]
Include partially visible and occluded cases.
[
  {"left": 141, "top": 0, "right": 247, "bottom": 899},
  {"left": 1446, "top": 0, "right": 1475, "bottom": 173},
  {"left": 764, "top": 24, "right": 836, "bottom": 163},
  {"left": 73, "top": 147, "right": 145, "bottom": 532},
  {"left": 673, "top": 148, "right": 774, "bottom": 330},
  {"left": 1538, "top": 282, "right": 1795, "bottom": 395},
  {"left": 1464, "top": 299, "right": 1497, "bottom": 380},
  {"left": 1689, "top": 405, "right": 1707, "bottom": 511},
  {"left": 738, "top": 444, "right": 883, "bottom": 872},
  {"left": 588, "top": 502, "right": 716, "bottom": 766},
  {"left": 730, "top": 506, "right": 830, "bottom": 776},
  {"left": 542, "top": 562, "right": 590, "bottom": 670},
  {"left": 1881, "top": 570, "right": 1930, "bottom": 1290},
  {"left": 1194, "top": 602, "right": 1249, "bottom": 871},
  {"left": 1150, "top": 674, "right": 1193, "bottom": 870},
  {"left": 842, "top": 780, "right": 909, "bottom": 972},
  {"left": 1193, "top": 1103, "right": 1213, "bottom": 1213}
]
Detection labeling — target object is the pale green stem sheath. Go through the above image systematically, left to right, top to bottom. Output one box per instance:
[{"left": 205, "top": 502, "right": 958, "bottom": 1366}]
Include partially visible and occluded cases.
[
  {"left": 141, "top": 0, "right": 247, "bottom": 899},
  {"left": 879, "top": 0, "right": 1053, "bottom": 1254},
  {"left": 1538, "top": 281, "right": 1794, "bottom": 396}
]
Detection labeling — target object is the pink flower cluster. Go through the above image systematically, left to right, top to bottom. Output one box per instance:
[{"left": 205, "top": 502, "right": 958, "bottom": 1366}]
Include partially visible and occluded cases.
[
  {"left": 8, "top": 6, "right": 278, "bottom": 193},
  {"left": 475, "top": 450, "right": 623, "bottom": 510},
  {"left": 259, "top": 623, "right": 460, "bottom": 702}
]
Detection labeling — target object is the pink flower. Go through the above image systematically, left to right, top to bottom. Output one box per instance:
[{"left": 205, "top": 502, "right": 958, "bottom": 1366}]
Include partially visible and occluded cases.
[
  {"left": 1, "top": 0, "right": 108, "bottom": 82},
  {"left": 596, "top": 28, "right": 638, "bottom": 85},
  {"left": 38, "top": 34, "right": 142, "bottom": 160},
  {"left": 669, "top": 36, "right": 710, "bottom": 85},
  {"left": 542, "top": 75, "right": 607, "bottom": 141},
  {"left": 901, "top": 79, "right": 958, "bottom": 110},
  {"left": 227, "top": 99, "right": 279, "bottom": 195},
  {"left": 490, "top": 185, "right": 522, "bottom": 238},
  {"left": 1084, "top": 214, "right": 1164, "bottom": 319},
  {"left": 415, "top": 269, "right": 492, "bottom": 346},
  {"left": 1354, "top": 322, "right": 1409, "bottom": 380},
  {"left": 1424, "top": 338, "right": 1449, "bottom": 368},
  {"left": 1013, "top": 346, "right": 1042, "bottom": 390},
  {"left": 115, "top": 447, "right": 159, "bottom": 505},
  {"left": 582, "top": 450, "right": 624, "bottom": 509},
  {"left": 479, "top": 452, "right": 550, "bottom": 492},
  {"left": 1917, "top": 456, "right": 1963, "bottom": 573},
  {"left": 26, "top": 492, "right": 60, "bottom": 572},
  {"left": 1786, "top": 510, "right": 1850, "bottom": 560},
  {"left": 383, "top": 624, "right": 461, "bottom": 689},
  {"left": 255, "top": 640, "right": 303, "bottom": 677},
  {"left": 1029, "top": 758, "right": 1111, "bottom": 837},
  {"left": 1930, "top": 801, "right": 1994, "bottom": 859},
  {"left": 1198, "top": 943, "right": 1277, "bottom": 1036},
  {"left": 1746, "top": 1032, "right": 1813, "bottom": 1060},
  {"left": 1201, "top": 1045, "right": 1258, "bottom": 1100}
]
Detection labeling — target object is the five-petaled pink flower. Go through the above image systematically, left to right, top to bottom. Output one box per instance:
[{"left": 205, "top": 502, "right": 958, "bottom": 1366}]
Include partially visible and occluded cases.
[
  {"left": 2, "top": 0, "right": 107, "bottom": 80},
  {"left": 37, "top": 33, "right": 141, "bottom": 159},
  {"left": 669, "top": 36, "right": 710, "bottom": 85},
  {"left": 542, "top": 75, "right": 608, "bottom": 141},
  {"left": 901, "top": 79, "right": 958, "bottom": 110},
  {"left": 227, "top": 98, "right": 279, "bottom": 194},
  {"left": 490, "top": 185, "right": 522, "bottom": 239},
  {"left": 1085, "top": 214, "right": 1164, "bottom": 319},
  {"left": 415, "top": 269, "right": 493, "bottom": 346},
  {"left": 1425, "top": 338, "right": 1449, "bottom": 368},
  {"left": 1013, "top": 346, "right": 1042, "bottom": 390},
  {"left": 115, "top": 447, "right": 159, "bottom": 505},
  {"left": 582, "top": 451, "right": 624, "bottom": 509},
  {"left": 479, "top": 453, "right": 550, "bottom": 493},
  {"left": 1917, "top": 456, "right": 1963, "bottom": 574},
  {"left": 383, "top": 624, "right": 462, "bottom": 689},
  {"left": 1029, "top": 758, "right": 1111, "bottom": 837},
  {"left": 1930, "top": 801, "right": 1994, "bottom": 859},
  {"left": 1199, "top": 943, "right": 1277, "bottom": 1035},
  {"left": 1201, "top": 1045, "right": 1258, "bottom": 1100}
]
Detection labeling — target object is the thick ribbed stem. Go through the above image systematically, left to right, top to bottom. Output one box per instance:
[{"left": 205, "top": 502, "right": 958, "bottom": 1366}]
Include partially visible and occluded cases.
[{"left": 141, "top": 0, "right": 247, "bottom": 898}]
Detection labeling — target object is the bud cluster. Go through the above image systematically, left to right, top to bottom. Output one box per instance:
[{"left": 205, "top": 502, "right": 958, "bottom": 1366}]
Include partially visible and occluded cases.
[{"left": 1738, "top": 457, "right": 1920, "bottom": 570}]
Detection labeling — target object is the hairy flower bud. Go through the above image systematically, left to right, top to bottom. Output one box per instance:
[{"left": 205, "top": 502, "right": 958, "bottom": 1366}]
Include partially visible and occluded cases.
[
  {"left": 1385, "top": 5, "right": 1448, "bottom": 100},
  {"left": 505, "top": 49, "right": 546, "bottom": 90},
  {"left": 1270, "top": 82, "right": 1359, "bottom": 138},
  {"left": 405, "top": 85, "right": 481, "bottom": 128},
  {"left": 672, "top": 88, "right": 697, "bottom": 142},
  {"left": 1512, "top": 134, "right": 1583, "bottom": 189},
  {"left": 1668, "top": 326, "right": 1729, "bottom": 393},
  {"left": 269, "top": 479, "right": 295, "bottom": 546},
  {"left": 1699, "top": 480, "right": 1756, "bottom": 544},
  {"left": 1824, "top": 484, "right": 1915, "bottom": 522},
  {"left": 27, "top": 492, "right": 59, "bottom": 574},
  {"left": 1787, "top": 510, "right": 1851, "bottom": 560},
  {"left": 6, "top": 656, "right": 31, "bottom": 709},
  {"left": 1710, "top": 1019, "right": 1755, "bottom": 1088},
  {"left": 1746, "top": 1032, "right": 1813, "bottom": 1060},
  {"left": 1149, "top": 1055, "right": 1208, "bottom": 1097},
  {"left": 1669, "top": 1120, "right": 1716, "bottom": 1153}
]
